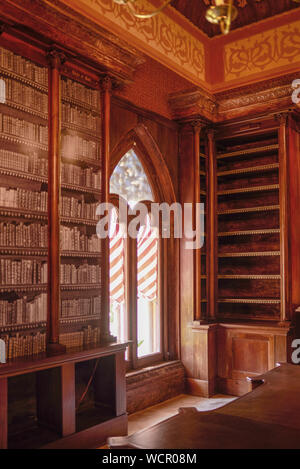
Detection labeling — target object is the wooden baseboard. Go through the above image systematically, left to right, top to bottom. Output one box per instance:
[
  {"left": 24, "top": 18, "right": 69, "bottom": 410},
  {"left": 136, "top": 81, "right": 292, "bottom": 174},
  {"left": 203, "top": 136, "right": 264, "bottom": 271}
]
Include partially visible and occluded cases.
[
  {"left": 186, "top": 377, "right": 216, "bottom": 398},
  {"left": 42, "top": 414, "right": 128, "bottom": 449}
]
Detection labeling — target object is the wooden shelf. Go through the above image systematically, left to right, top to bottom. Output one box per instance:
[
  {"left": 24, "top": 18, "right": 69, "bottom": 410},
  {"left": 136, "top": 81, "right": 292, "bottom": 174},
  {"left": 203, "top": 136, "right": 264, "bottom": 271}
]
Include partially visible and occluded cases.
[
  {"left": 0, "top": 66, "right": 48, "bottom": 93},
  {"left": 62, "top": 96, "right": 100, "bottom": 116},
  {"left": 0, "top": 99, "right": 47, "bottom": 121},
  {"left": 62, "top": 122, "right": 101, "bottom": 141},
  {"left": 0, "top": 132, "right": 47, "bottom": 152},
  {"left": 217, "top": 144, "right": 279, "bottom": 160},
  {"left": 200, "top": 153, "right": 206, "bottom": 159},
  {"left": 61, "top": 154, "right": 101, "bottom": 169},
  {"left": 217, "top": 163, "right": 279, "bottom": 177},
  {"left": 0, "top": 167, "right": 47, "bottom": 184},
  {"left": 0, "top": 168, "right": 101, "bottom": 195},
  {"left": 199, "top": 170, "right": 206, "bottom": 176},
  {"left": 218, "top": 184, "right": 279, "bottom": 196},
  {"left": 218, "top": 205, "right": 280, "bottom": 215},
  {"left": 0, "top": 207, "right": 47, "bottom": 221},
  {"left": 0, "top": 208, "right": 98, "bottom": 226},
  {"left": 61, "top": 216, "right": 98, "bottom": 226},
  {"left": 218, "top": 229, "right": 280, "bottom": 237},
  {"left": 0, "top": 247, "right": 47, "bottom": 257},
  {"left": 0, "top": 248, "right": 100, "bottom": 258},
  {"left": 61, "top": 251, "right": 100, "bottom": 258},
  {"left": 218, "top": 251, "right": 280, "bottom": 258},
  {"left": 218, "top": 275, "right": 281, "bottom": 280},
  {"left": 0, "top": 284, "right": 47, "bottom": 293},
  {"left": 61, "top": 284, "right": 101, "bottom": 291},
  {"left": 218, "top": 298, "right": 281, "bottom": 304},
  {"left": 60, "top": 315, "right": 100, "bottom": 324},
  {"left": 0, "top": 321, "right": 46, "bottom": 332}
]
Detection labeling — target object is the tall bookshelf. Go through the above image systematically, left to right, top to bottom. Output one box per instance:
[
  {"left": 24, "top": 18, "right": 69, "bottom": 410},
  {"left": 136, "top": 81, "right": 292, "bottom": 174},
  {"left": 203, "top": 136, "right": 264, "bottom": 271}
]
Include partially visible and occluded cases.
[
  {"left": 0, "top": 45, "right": 48, "bottom": 358},
  {"left": 59, "top": 74, "right": 102, "bottom": 350},
  {"left": 215, "top": 120, "right": 285, "bottom": 322},
  {"left": 199, "top": 140, "right": 207, "bottom": 319}
]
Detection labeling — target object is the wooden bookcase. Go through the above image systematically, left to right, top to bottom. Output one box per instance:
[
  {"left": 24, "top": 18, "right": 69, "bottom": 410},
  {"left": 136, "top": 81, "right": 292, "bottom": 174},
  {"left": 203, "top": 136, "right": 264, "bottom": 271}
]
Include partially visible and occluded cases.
[
  {"left": 0, "top": 27, "right": 127, "bottom": 449},
  {"left": 0, "top": 45, "right": 49, "bottom": 357},
  {"left": 59, "top": 73, "right": 102, "bottom": 350},
  {"left": 212, "top": 113, "right": 300, "bottom": 395},
  {"left": 216, "top": 122, "right": 281, "bottom": 321},
  {"left": 200, "top": 138, "right": 207, "bottom": 319}
]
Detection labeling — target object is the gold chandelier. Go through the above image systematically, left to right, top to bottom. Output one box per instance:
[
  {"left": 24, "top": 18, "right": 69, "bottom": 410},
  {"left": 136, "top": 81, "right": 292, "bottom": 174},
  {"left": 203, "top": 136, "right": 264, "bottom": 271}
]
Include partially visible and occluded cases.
[
  {"left": 113, "top": 0, "right": 300, "bottom": 35},
  {"left": 113, "top": 0, "right": 237, "bottom": 34},
  {"left": 113, "top": 0, "right": 172, "bottom": 19},
  {"left": 205, "top": 0, "right": 238, "bottom": 35}
]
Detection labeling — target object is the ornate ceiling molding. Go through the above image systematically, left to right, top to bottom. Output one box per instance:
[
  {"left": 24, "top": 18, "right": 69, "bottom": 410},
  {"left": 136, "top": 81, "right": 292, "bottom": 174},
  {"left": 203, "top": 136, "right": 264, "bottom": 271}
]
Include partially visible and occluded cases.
[
  {"left": 0, "top": 0, "right": 145, "bottom": 83},
  {"left": 58, "top": 0, "right": 206, "bottom": 85},
  {"left": 168, "top": 73, "right": 298, "bottom": 122}
]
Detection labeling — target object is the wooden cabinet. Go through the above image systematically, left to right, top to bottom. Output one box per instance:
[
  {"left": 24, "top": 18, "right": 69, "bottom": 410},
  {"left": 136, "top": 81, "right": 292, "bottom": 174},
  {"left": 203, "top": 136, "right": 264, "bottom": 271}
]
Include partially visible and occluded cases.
[{"left": 0, "top": 343, "right": 127, "bottom": 449}]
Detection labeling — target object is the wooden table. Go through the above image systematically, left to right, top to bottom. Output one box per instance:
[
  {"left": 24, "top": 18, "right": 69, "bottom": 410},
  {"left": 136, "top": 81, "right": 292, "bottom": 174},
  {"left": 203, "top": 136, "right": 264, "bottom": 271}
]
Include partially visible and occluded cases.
[{"left": 108, "top": 363, "right": 300, "bottom": 449}]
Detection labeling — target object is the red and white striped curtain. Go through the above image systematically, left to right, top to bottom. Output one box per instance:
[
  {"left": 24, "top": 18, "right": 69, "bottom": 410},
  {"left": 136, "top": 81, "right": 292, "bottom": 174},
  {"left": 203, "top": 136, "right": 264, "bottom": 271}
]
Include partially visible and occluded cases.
[
  {"left": 109, "top": 208, "right": 125, "bottom": 305},
  {"left": 137, "top": 215, "right": 158, "bottom": 302}
]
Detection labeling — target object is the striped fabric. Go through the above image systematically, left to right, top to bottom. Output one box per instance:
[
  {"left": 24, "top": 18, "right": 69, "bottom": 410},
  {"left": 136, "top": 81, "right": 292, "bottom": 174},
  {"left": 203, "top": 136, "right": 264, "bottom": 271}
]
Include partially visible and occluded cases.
[
  {"left": 109, "top": 209, "right": 125, "bottom": 304},
  {"left": 137, "top": 216, "right": 158, "bottom": 302}
]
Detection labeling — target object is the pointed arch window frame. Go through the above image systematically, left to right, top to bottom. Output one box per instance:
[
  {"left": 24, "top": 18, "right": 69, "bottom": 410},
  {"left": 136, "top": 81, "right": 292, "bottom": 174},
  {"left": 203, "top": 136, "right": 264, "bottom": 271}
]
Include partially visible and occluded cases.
[
  {"left": 109, "top": 123, "right": 180, "bottom": 368},
  {"left": 109, "top": 169, "right": 163, "bottom": 370}
]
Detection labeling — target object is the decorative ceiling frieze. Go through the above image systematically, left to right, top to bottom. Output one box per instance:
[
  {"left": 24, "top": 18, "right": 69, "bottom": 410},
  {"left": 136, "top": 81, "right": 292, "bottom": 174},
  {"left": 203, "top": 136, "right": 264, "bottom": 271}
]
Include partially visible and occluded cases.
[
  {"left": 60, "top": 0, "right": 206, "bottom": 84},
  {"left": 224, "top": 20, "right": 300, "bottom": 81}
]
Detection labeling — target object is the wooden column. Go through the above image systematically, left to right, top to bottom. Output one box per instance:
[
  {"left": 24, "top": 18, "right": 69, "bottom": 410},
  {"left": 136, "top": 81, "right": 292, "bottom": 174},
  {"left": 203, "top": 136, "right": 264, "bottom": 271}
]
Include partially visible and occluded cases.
[
  {"left": 47, "top": 50, "right": 65, "bottom": 355},
  {"left": 100, "top": 76, "right": 115, "bottom": 342},
  {"left": 278, "top": 113, "right": 291, "bottom": 322},
  {"left": 192, "top": 122, "right": 203, "bottom": 322},
  {"left": 207, "top": 129, "right": 217, "bottom": 321},
  {"left": 0, "top": 377, "right": 7, "bottom": 449}
]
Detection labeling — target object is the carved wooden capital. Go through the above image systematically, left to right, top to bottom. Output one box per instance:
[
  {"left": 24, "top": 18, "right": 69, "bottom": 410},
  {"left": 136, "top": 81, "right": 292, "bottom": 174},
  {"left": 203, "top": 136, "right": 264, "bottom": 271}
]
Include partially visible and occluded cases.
[
  {"left": 47, "top": 48, "right": 66, "bottom": 69},
  {"left": 100, "top": 75, "right": 113, "bottom": 93},
  {"left": 275, "top": 111, "right": 291, "bottom": 126},
  {"left": 191, "top": 120, "right": 204, "bottom": 134}
]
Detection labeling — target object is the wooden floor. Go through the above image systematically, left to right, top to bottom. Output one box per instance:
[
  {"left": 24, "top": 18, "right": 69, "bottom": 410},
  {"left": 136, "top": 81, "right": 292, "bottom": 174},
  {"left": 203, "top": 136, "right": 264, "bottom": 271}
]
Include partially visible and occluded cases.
[{"left": 99, "top": 393, "right": 236, "bottom": 448}]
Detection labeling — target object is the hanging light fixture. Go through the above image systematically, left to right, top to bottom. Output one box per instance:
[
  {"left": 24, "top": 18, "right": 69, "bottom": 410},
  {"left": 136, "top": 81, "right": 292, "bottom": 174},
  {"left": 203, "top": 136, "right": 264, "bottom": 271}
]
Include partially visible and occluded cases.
[
  {"left": 113, "top": 0, "right": 172, "bottom": 19},
  {"left": 205, "top": 0, "right": 238, "bottom": 35}
]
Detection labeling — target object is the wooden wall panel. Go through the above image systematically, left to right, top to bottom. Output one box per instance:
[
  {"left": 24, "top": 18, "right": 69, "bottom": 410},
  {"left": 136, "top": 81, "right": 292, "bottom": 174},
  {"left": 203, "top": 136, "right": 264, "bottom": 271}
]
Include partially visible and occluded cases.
[
  {"left": 110, "top": 99, "right": 179, "bottom": 199},
  {"left": 217, "top": 324, "right": 291, "bottom": 396}
]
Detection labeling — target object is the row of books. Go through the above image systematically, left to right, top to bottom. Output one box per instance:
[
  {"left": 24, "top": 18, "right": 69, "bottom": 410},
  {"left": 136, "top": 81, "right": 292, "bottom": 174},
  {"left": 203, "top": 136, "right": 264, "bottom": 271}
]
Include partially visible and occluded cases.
[
  {"left": 0, "top": 47, "right": 48, "bottom": 87},
  {"left": 3, "top": 77, "right": 48, "bottom": 114},
  {"left": 61, "top": 77, "right": 99, "bottom": 110},
  {"left": 62, "top": 102, "right": 99, "bottom": 133},
  {"left": 0, "top": 113, "right": 48, "bottom": 145},
  {"left": 61, "top": 134, "right": 99, "bottom": 160},
  {"left": 0, "top": 148, "right": 101, "bottom": 190},
  {"left": 0, "top": 149, "right": 48, "bottom": 176},
  {"left": 61, "top": 163, "right": 101, "bottom": 189},
  {"left": 0, "top": 187, "right": 100, "bottom": 220},
  {"left": 0, "top": 188, "right": 47, "bottom": 211},
  {"left": 61, "top": 195, "right": 99, "bottom": 220},
  {"left": 0, "top": 222, "right": 48, "bottom": 248},
  {"left": 60, "top": 226, "right": 101, "bottom": 252},
  {"left": 0, "top": 259, "right": 47, "bottom": 285},
  {"left": 60, "top": 263, "right": 101, "bottom": 285},
  {"left": 0, "top": 293, "right": 47, "bottom": 326},
  {"left": 61, "top": 296, "right": 101, "bottom": 318},
  {"left": 59, "top": 325, "right": 100, "bottom": 350},
  {"left": 0, "top": 331, "right": 46, "bottom": 359}
]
